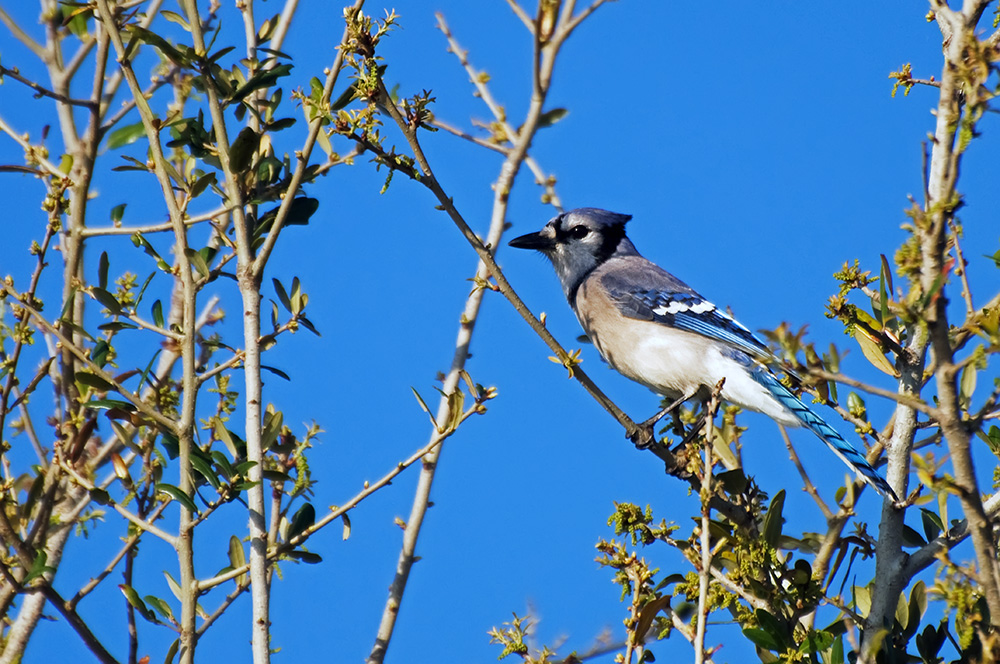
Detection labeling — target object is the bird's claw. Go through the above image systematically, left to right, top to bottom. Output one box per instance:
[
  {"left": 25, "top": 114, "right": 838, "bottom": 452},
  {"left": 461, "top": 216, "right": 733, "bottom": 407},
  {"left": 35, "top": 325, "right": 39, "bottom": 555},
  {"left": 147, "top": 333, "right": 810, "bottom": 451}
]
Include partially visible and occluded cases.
[{"left": 628, "top": 424, "right": 657, "bottom": 450}]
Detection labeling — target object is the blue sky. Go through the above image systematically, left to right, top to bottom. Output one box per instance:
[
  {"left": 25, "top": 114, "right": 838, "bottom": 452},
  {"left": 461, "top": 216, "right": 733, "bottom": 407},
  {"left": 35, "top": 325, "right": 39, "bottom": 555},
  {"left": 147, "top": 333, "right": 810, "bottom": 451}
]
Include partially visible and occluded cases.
[{"left": 2, "top": 2, "right": 999, "bottom": 663}]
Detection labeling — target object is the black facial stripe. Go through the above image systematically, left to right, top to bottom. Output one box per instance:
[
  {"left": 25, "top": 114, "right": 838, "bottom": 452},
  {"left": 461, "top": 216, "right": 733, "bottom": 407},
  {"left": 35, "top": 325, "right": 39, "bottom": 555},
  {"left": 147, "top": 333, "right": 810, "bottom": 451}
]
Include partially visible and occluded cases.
[
  {"left": 551, "top": 214, "right": 570, "bottom": 243},
  {"left": 593, "top": 223, "right": 626, "bottom": 263}
]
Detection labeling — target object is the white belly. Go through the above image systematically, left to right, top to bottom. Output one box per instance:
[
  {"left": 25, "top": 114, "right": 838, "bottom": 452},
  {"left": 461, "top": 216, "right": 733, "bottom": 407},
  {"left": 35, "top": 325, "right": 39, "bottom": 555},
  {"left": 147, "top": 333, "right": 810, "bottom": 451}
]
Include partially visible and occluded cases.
[{"left": 583, "top": 315, "right": 799, "bottom": 427}]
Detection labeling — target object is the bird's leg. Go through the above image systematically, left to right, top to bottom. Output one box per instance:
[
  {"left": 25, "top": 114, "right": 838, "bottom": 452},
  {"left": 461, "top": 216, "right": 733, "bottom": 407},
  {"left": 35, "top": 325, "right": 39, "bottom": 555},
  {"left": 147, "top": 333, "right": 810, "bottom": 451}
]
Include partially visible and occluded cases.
[
  {"left": 629, "top": 389, "right": 696, "bottom": 450},
  {"left": 673, "top": 408, "right": 709, "bottom": 453}
]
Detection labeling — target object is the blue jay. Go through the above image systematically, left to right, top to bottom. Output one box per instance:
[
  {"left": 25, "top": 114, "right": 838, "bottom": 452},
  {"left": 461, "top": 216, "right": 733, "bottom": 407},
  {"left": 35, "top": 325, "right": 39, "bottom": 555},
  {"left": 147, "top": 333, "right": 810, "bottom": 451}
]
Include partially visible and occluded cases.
[{"left": 508, "top": 207, "right": 895, "bottom": 500}]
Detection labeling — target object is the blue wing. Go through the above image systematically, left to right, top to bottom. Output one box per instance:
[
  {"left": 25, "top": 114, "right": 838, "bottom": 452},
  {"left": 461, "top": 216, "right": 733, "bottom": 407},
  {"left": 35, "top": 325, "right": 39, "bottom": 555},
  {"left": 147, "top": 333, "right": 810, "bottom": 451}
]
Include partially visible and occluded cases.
[
  {"left": 607, "top": 281, "right": 772, "bottom": 362},
  {"left": 750, "top": 366, "right": 897, "bottom": 499}
]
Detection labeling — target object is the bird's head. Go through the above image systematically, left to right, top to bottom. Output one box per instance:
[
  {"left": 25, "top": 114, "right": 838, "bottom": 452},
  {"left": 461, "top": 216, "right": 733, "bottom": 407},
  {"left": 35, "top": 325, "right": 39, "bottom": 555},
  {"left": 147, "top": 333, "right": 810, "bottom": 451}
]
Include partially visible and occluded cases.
[{"left": 508, "top": 207, "right": 636, "bottom": 299}]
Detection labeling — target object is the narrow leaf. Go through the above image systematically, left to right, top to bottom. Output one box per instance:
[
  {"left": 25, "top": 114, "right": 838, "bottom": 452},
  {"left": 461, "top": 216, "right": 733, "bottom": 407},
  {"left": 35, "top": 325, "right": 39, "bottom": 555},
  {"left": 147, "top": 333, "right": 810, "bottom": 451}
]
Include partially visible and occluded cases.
[
  {"left": 537, "top": 107, "right": 569, "bottom": 128},
  {"left": 106, "top": 121, "right": 147, "bottom": 150},
  {"left": 98, "top": 252, "right": 110, "bottom": 290},
  {"left": 273, "top": 278, "right": 292, "bottom": 312},
  {"left": 91, "top": 287, "right": 123, "bottom": 314},
  {"left": 151, "top": 300, "right": 164, "bottom": 328},
  {"left": 853, "top": 329, "right": 898, "bottom": 377},
  {"left": 75, "top": 370, "right": 116, "bottom": 392},
  {"left": 156, "top": 483, "right": 199, "bottom": 514},
  {"left": 762, "top": 489, "right": 785, "bottom": 548},
  {"left": 287, "top": 503, "right": 315, "bottom": 541},
  {"left": 229, "top": 535, "right": 247, "bottom": 586}
]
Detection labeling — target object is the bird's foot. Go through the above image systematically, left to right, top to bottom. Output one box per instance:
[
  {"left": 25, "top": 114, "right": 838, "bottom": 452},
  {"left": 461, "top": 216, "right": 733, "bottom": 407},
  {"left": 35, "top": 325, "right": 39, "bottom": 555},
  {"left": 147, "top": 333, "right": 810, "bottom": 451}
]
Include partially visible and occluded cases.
[{"left": 628, "top": 423, "right": 657, "bottom": 450}]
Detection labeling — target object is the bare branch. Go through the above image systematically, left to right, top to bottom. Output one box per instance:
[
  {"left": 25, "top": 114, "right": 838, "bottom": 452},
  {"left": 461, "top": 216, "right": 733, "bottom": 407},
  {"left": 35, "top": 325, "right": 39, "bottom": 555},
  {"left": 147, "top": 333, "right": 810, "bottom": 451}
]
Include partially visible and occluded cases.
[{"left": 0, "top": 7, "right": 46, "bottom": 60}]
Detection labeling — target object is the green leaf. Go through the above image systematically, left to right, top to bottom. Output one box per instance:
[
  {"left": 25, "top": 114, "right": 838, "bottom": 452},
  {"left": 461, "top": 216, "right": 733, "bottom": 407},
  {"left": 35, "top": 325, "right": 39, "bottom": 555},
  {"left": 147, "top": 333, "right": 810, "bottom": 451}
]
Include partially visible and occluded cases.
[
  {"left": 62, "top": 5, "right": 91, "bottom": 38},
  {"left": 159, "top": 10, "right": 190, "bottom": 30},
  {"left": 123, "top": 25, "right": 188, "bottom": 66},
  {"left": 208, "top": 46, "right": 236, "bottom": 63},
  {"left": 229, "top": 63, "right": 293, "bottom": 103},
  {"left": 330, "top": 81, "right": 359, "bottom": 111},
  {"left": 537, "top": 107, "right": 569, "bottom": 128},
  {"left": 268, "top": 117, "right": 296, "bottom": 132},
  {"left": 106, "top": 121, "right": 147, "bottom": 150},
  {"left": 228, "top": 127, "right": 260, "bottom": 172},
  {"left": 189, "top": 172, "right": 216, "bottom": 198},
  {"left": 284, "top": 197, "right": 319, "bottom": 226},
  {"left": 110, "top": 203, "right": 127, "bottom": 224},
  {"left": 132, "top": 233, "right": 171, "bottom": 272},
  {"left": 184, "top": 248, "right": 210, "bottom": 278},
  {"left": 98, "top": 252, "right": 109, "bottom": 290},
  {"left": 880, "top": 254, "right": 894, "bottom": 293},
  {"left": 877, "top": 261, "right": 890, "bottom": 325},
  {"left": 135, "top": 271, "right": 155, "bottom": 308},
  {"left": 273, "top": 278, "right": 292, "bottom": 313},
  {"left": 91, "top": 287, "right": 123, "bottom": 314},
  {"left": 152, "top": 300, "right": 164, "bottom": 328},
  {"left": 298, "top": 315, "right": 320, "bottom": 336},
  {"left": 59, "top": 319, "right": 95, "bottom": 342},
  {"left": 97, "top": 321, "right": 137, "bottom": 332},
  {"left": 853, "top": 329, "right": 898, "bottom": 377},
  {"left": 91, "top": 339, "right": 111, "bottom": 367},
  {"left": 138, "top": 349, "right": 162, "bottom": 392},
  {"left": 959, "top": 364, "right": 977, "bottom": 407},
  {"left": 261, "top": 365, "right": 290, "bottom": 380},
  {"left": 75, "top": 370, "right": 116, "bottom": 392},
  {"left": 411, "top": 387, "right": 439, "bottom": 431},
  {"left": 86, "top": 398, "right": 136, "bottom": 412},
  {"left": 261, "top": 409, "right": 283, "bottom": 451},
  {"left": 214, "top": 422, "right": 246, "bottom": 459},
  {"left": 160, "top": 432, "right": 179, "bottom": 459},
  {"left": 211, "top": 451, "right": 235, "bottom": 480},
  {"left": 190, "top": 454, "right": 221, "bottom": 490},
  {"left": 261, "top": 470, "right": 291, "bottom": 483},
  {"left": 157, "top": 483, "right": 200, "bottom": 514},
  {"left": 89, "top": 487, "right": 112, "bottom": 505},
  {"left": 762, "top": 489, "right": 785, "bottom": 548},
  {"left": 287, "top": 503, "right": 315, "bottom": 541},
  {"left": 921, "top": 508, "right": 944, "bottom": 542},
  {"left": 342, "top": 513, "right": 351, "bottom": 541},
  {"left": 901, "top": 524, "right": 926, "bottom": 548},
  {"left": 229, "top": 535, "right": 247, "bottom": 586},
  {"left": 285, "top": 550, "right": 322, "bottom": 564},
  {"left": 23, "top": 551, "right": 55, "bottom": 584},
  {"left": 163, "top": 571, "right": 182, "bottom": 601},
  {"left": 905, "top": 581, "right": 927, "bottom": 639},
  {"left": 119, "top": 584, "right": 156, "bottom": 622},
  {"left": 854, "top": 585, "right": 872, "bottom": 618},
  {"left": 895, "top": 589, "right": 909, "bottom": 629},
  {"left": 144, "top": 595, "right": 175, "bottom": 620},
  {"left": 634, "top": 595, "right": 671, "bottom": 643},
  {"left": 754, "top": 609, "right": 790, "bottom": 651},
  {"left": 743, "top": 628, "right": 782, "bottom": 653},
  {"left": 797, "top": 630, "right": 834, "bottom": 654},
  {"left": 829, "top": 635, "right": 845, "bottom": 664},
  {"left": 164, "top": 639, "right": 180, "bottom": 664}
]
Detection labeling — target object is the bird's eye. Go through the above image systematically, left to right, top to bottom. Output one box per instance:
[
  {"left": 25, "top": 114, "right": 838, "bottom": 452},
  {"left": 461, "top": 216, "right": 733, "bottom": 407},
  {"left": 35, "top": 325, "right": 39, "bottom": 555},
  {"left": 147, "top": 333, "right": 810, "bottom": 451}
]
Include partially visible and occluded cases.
[{"left": 569, "top": 225, "right": 590, "bottom": 239}]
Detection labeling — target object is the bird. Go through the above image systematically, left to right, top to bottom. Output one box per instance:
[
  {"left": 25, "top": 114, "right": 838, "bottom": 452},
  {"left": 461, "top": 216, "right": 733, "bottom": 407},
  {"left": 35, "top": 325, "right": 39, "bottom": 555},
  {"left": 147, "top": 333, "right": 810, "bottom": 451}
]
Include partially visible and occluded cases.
[{"left": 508, "top": 207, "right": 896, "bottom": 500}]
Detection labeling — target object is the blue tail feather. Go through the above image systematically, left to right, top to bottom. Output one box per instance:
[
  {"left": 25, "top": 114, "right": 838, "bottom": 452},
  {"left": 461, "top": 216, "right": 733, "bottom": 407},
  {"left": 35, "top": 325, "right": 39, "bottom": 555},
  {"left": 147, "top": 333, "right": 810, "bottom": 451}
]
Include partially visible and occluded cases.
[{"left": 751, "top": 368, "right": 897, "bottom": 500}]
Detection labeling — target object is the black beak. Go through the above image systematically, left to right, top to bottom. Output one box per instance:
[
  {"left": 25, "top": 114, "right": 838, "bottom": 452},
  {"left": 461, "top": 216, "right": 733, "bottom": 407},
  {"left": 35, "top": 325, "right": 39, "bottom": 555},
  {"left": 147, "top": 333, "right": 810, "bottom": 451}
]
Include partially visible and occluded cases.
[{"left": 508, "top": 231, "right": 554, "bottom": 251}]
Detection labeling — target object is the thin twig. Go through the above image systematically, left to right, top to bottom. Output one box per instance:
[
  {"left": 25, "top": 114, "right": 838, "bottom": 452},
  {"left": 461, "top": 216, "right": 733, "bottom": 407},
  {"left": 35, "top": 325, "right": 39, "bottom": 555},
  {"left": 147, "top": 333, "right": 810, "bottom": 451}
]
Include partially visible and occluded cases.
[
  {"left": 0, "top": 7, "right": 46, "bottom": 60},
  {"left": 0, "top": 65, "right": 97, "bottom": 107},
  {"left": 0, "top": 116, "right": 68, "bottom": 178},
  {"left": 949, "top": 220, "right": 975, "bottom": 317},
  {"left": 807, "top": 368, "right": 936, "bottom": 416},
  {"left": 694, "top": 381, "right": 723, "bottom": 664},
  {"left": 195, "top": 400, "right": 487, "bottom": 592},
  {"left": 779, "top": 426, "right": 834, "bottom": 520}
]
